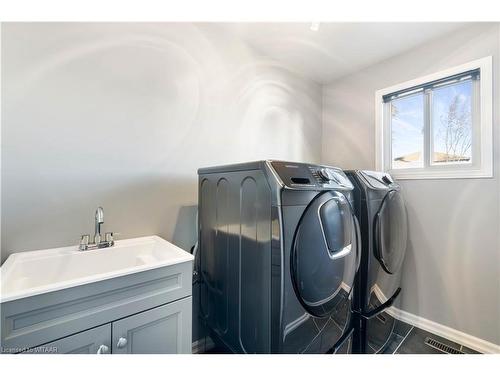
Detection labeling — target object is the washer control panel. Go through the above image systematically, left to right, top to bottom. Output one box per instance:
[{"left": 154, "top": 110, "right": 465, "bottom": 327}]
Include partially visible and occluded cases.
[{"left": 270, "top": 161, "right": 353, "bottom": 190}]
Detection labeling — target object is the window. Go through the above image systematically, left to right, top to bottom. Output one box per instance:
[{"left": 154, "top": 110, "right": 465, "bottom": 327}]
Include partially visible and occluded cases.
[{"left": 376, "top": 57, "right": 492, "bottom": 179}]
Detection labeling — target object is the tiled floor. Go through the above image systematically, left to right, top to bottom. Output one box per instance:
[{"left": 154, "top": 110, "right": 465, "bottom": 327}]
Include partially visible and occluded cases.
[
  {"left": 199, "top": 320, "right": 481, "bottom": 354},
  {"left": 380, "top": 320, "right": 413, "bottom": 353},
  {"left": 389, "top": 323, "right": 480, "bottom": 354}
]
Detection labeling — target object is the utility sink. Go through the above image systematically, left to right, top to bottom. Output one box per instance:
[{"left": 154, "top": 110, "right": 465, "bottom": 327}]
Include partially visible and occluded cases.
[{"left": 0, "top": 235, "right": 194, "bottom": 303}]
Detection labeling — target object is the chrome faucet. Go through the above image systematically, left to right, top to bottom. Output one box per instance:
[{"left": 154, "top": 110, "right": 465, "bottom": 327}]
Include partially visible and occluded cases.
[
  {"left": 94, "top": 206, "right": 104, "bottom": 245},
  {"left": 79, "top": 207, "right": 115, "bottom": 251}
]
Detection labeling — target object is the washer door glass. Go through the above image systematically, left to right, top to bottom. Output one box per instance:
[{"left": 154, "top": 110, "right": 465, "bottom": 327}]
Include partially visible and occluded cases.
[
  {"left": 374, "top": 190, "right": 408, "bottom": 274},
  {"left": 291, "top": 191, "right": 357, "bottom": 317}
]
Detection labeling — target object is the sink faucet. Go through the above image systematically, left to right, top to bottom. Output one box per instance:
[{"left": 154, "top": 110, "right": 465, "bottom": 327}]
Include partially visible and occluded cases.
[
  {"left": 94, "top": 206, "right": 104, "bottom": 245},
  {"left": 79, "top": 207, "right": 115, "bottom": 251}
]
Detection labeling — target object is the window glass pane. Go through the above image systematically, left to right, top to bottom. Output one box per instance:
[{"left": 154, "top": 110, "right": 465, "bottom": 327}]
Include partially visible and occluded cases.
[
  {"left": 431, "top": 80, "right": 473, "bottom": 164},
  {"left": 391, "top": 93, "right": 424, "bottom": 169}
]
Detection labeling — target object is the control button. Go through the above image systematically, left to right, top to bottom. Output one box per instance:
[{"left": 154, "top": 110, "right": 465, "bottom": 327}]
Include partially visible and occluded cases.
[
  {"left": 319, "top": 168, "right": 332, "bottom": 181},
  {"left": 319, "top": 168, "right": 340, "bottom": 183},
  {"left": 382, "top": 175, "right": 393, "bottom": 184}
]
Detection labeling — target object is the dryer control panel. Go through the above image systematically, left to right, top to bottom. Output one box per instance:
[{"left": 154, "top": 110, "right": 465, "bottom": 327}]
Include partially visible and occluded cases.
[
  {"left": 270, "top": 161, "right": 353, "bottom": 190},
  {"left": 359, "top": 170, "right": 398, "bottom": 190}
]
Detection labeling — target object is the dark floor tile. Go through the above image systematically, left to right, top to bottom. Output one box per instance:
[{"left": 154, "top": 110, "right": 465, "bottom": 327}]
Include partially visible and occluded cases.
[
  {"left": 330, "top": 293, "right": 350, "bottom": 329},
  {"left": 365, "top": 311, "right": 396, "bottom": 353},
  {"left": 283, "top": 315, "right": 321, "bottom": 353},
  {"left": 319, "top": 318, "right": 344, "bottom": 353},
  {"left": 393, "top": 320, "right": 412, "bottom": 337},
  {"left": 396, "top": 327, "right": 480, "bottom": 354},
  {"left": 396, "top": 328, "right": 442, "bottom": 354},
  {"left": 302, "top": 333, "right": 322, "bottom": 354},
  {"left": 380, "top": 333, "right": 405, "bottom": 354},
  {"left": 198, "top": 334, "right": 234, "bottom": 354},
  {"left": 334, "top": 334, "right": 353, "bottom": 354},
  {"left": 201, "top": 338, "right": 233, "bottom": 354},
  {"left": 459, "top": 345, "right": 481, "bottom": 354},
  {"left": 202, "top": 346, "right": 232, "bottom": 354}
]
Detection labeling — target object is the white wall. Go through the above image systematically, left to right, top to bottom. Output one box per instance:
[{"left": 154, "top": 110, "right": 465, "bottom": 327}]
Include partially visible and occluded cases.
[
  {"left": 1, "top": 23, "right": 322, "bottom": 262},
  {"left": 323, "top": 23, "right": 500, "bottom": 345}
]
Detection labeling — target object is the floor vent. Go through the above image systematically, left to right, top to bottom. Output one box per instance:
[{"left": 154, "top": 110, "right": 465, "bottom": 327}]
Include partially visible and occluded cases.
[{"left": 424, "top": 337, "right": 464, "bottom": 354}]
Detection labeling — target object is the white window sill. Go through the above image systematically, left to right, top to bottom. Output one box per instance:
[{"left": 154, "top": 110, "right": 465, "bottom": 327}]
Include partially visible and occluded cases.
[{"left": 387, "top": 168, "right": 493, "bottom": 180}]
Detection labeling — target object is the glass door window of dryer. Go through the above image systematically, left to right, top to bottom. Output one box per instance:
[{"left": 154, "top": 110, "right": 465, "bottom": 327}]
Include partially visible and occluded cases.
[
  {"left": 374, "top": 190, "right": 408, "bottom": 274},
  {"left": 291, "top": 191, "right": 358, "bottom": 318}
]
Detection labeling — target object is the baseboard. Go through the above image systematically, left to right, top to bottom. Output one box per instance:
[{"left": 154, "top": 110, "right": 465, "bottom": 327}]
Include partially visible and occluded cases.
[{"left": 371, "top": 285, "right": 500, "bottom": 354}]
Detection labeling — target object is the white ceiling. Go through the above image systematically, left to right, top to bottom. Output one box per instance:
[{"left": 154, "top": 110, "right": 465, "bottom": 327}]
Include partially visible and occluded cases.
[{"left": 223, "top": 22, "right": 468, "bottom": 84}]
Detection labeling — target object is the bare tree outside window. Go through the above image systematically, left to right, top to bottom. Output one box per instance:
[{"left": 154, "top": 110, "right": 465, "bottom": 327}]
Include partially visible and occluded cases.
[
  {"left": 433, "top": 83, "right": 473, "bottom": 164},
  {"left": 440, "top": 95, "right": 471, "bottom": 161}
]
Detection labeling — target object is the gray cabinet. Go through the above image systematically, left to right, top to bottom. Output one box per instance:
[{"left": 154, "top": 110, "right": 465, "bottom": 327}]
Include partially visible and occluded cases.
[
  {"left": 2, "top": 261, "right": 193, "bottom": 354},
  {"left": 22, "top": 297, "right": 191, "bottom": 354},
  {"left": 112, "top": 297, "right": 192, "bottom": 354},
  {"left": 26, "top": 324, "right": 111, "bottom": 354}
]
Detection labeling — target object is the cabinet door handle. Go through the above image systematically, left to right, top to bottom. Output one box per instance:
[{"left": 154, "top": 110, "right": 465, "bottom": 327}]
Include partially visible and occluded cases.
[
  {"left": 116, "top": 337, "right": 128, "bottom": 349},
  {"left": 97, "top": 344, "right": 109, "bottom": 354}
]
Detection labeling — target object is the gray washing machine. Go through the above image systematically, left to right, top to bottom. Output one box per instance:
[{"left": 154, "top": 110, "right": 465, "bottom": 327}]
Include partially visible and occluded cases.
[
  {"left": 197, "top": 160, "right": 360, "bottom": 353},
  {"left": 345, "top": 170, "right": 408, "bottom": 354}
]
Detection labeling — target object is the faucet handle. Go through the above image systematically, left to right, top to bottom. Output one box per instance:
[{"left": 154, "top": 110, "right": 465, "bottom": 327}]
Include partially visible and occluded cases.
[
  {"left": 105, "top": 232, "right": 114, "bottom": 243},
  {"left": 79, "top": 234, "right": 90, "bottom": 251}
]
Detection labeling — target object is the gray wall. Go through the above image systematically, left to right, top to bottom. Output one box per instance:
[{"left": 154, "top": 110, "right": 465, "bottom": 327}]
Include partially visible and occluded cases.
[
  {"left": 3, "top": 22, "right": 499, "bottom": 346},
  {"left": 1, "top": 23, "right": 322, "bottom": 263},
  {"left": 322, "top": 23, "right": 500, "bottom": 345}
]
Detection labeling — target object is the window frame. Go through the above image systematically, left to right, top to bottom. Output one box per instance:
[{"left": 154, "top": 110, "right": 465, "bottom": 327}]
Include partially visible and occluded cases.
[{"left": 375, "top": 56, "right": 493, "bottom": 180}]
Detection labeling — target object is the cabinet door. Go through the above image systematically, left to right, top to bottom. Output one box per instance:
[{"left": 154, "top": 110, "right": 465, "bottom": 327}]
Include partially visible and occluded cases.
[
  {"left": 112, "top": 297, "right": 192, "bottom": 354},
  {"left": 24, "top": 324, "right": 111, "bottom": 354}
]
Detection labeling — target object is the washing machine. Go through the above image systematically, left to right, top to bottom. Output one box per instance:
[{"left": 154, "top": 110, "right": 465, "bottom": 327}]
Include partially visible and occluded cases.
[
  {"left": 197, "top": 160, "right": 360, "bottom": 353},
  {"left": 345, "top": 170, "right": 408, "bottom": 354}
]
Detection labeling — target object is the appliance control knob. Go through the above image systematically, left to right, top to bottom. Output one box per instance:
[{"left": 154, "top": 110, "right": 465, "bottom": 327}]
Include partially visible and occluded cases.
[
  {"left": 319, "top": 168, "right": 331, "bottom": 181},
  {"left": 382, "top": 175, "right": 393, "bottom": 184}
]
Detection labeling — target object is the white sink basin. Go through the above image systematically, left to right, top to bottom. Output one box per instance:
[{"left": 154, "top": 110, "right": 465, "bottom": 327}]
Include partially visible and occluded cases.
[{"left": 0, "top": 235, "right": 193, "bottom": 303}]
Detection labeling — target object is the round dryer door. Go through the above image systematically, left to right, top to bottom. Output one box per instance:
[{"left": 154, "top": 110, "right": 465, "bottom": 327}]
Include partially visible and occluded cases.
[
  {"left": 374, "top": 189, "right": 408, "bottom": 274},
  {"left": 291, "top": 191, "right": 358, "bottom": 318}
]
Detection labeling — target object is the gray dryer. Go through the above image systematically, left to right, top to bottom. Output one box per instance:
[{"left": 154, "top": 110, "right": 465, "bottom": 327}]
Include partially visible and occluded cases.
[{"left": 197, "top": 160, "right": 360, "bottom": 353}]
